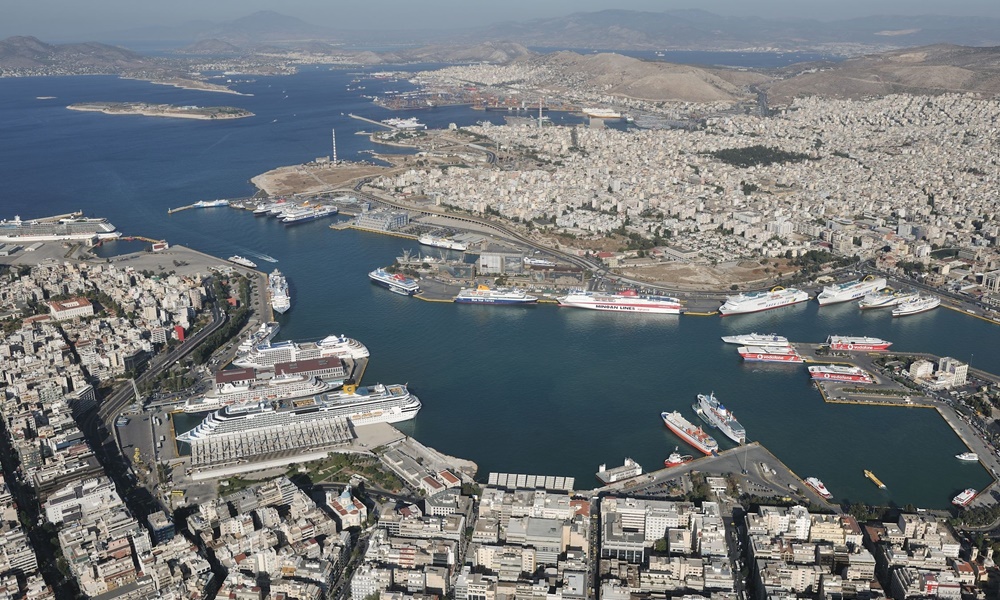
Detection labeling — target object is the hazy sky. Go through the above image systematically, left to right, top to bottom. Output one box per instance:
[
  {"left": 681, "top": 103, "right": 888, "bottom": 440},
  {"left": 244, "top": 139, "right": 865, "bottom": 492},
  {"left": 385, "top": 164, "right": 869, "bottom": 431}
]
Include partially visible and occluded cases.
[{"left": 7, "top": 0, "right": 1000, "bottom": 41}]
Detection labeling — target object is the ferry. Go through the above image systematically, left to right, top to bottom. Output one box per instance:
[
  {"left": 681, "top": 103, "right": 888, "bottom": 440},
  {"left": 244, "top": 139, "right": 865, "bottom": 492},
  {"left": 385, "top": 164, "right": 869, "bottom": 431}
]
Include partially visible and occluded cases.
[
  {"left": 581, "top": 108, "right": 622, "bottom": 119},
  {"left": 193, "top": 199, "right": 230, "bottom": 208},
  {"left": 283, "top": 206, "right": 338, "bottom": 224},
  {"left": 418, "top": 234, "right": 467, "bottom": 251},
  {"left": 228, "top": 255, "right": 257, "bottom": 269},
  {"left": 523, "top": 256, "right": 557, "bottom": 267},
  {"left": 369, "top": 268, "right": 420, "bottom": 296},
  {"left": 268, "top": 269, "right": 291, "bottom": 314},
  {"left": 816, "top": 276, "right": 887, "bottom": 305},
  {"left": 454, "top": 285, "right": 537, "bottom": 305},
  {"left": 719, "top": 286, "right": 809, "bottom": 316},
  {"left": 557, "top": 289, "right": 683, "bottom": 314},
  {"left": 858, "top": 289, "right": 916, "bottom": 309},
  {"left": 892, "top": 295, "right": 941, "bottom": 317},
  {"left": 721, "top": 333, "right": 789, "bottom": 346},
  {"left": 234, "top": 334, "right": 369, "bottom": 368},
  {"left": 826, "top": 336, "right": 892, "bottom": 351},
  {"left": 738, "top": 345, "right": 803, "bottom": 363},
  {"left": 808, "top": 365, "right": 873, "bottom": 383},
  {"left": 693, "top": 392, "right": 746, "bottom": 444},
  {"left": 661, "top": 411, "right": 718, "bottom": 455},
  {"left": 664, "top": 447, "right": 693, "bottom": 467},
  {"left": 956, "top": 452, "right": 979, "bottom": 462},
  {"left": 864, "top": 469, "right": 886, "bottom": 489},
  {"left": 804, "top": 477, "right": 833, "bottom": 500},
  {"left": 953, "top": 488, "right": 977, "bottom": 507}
]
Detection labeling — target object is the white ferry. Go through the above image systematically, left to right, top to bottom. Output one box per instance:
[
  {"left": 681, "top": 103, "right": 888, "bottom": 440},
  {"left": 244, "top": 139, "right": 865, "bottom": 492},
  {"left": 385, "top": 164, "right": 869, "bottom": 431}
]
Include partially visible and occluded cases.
[
  {"left": 418, "top": 234, "right": 467, "bottom": 251},
  {"left": 228, "top": 255, "right": 257, "bottom": 269},
  {"left": 369, "top": 268, "right": 420, "bottom": 296},
  {"left": 816, "top": 276, "right": 887, "bottom": 305},
  {"left": 719, "top": 287, "right": 809, "bottom": 316},
  {"left": 557, "top": 290, "right": 682, "bottom": 314},
  {"left": 892, "top": 295, "right": 941, "bottom": 317},
  {"left": 721, "top": 333, "right": 789, "bottom": 346}
]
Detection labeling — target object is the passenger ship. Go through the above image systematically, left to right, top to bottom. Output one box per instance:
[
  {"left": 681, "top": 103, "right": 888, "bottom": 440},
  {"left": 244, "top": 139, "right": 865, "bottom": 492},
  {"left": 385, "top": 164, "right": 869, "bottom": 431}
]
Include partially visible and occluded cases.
[
  {"left": 369, "top": 268, "right": 420, "bottom": 296},
  {"left": 816, "top": 276, "right": 887, "bottom": 305},
  {"left": 719, "top": 287, "right": 809, "bottom": 316},
  {"left": 557, "top": 290, "right": 683, "bottom": 314},
  {"left": 234, "top": 334, "right": 369, "bottom": 368}
]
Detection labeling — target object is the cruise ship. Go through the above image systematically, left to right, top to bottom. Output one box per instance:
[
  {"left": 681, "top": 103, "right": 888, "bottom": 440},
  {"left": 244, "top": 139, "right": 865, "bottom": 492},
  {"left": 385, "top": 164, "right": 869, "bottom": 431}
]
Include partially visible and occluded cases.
[
  {"left": 581, "top": 108, "right": 622, "bottom": 119},
  {"left": 382, "top": 117, "right": 427, "bottom": 130},
  {"left": 193, "top": 199, "right": 230, "bottom": 208},
  {"left": 283, "top": 206, "right": 338, "bottom": 225},
  {"left": 0, "top": 214, "right": 121, "bottom": 242},
  {"left": 418, "top": 234, "right": 467, "bottom": 252},
  {"left": 228, "top": 255, "right": 257, "bottom": 269},
  {"left": 369, "top": 268, "right": 420, "bottom": 296},
  {"left": 268, "top": 269, "right": 291, "bottom": 314},
  {"left": 816, "top": 276, "right": 887, "bottom": 305},
  {"left": 454, "top": 285, "right": 538, "bottom": 305},
  {"left": 718, "top": 287, "right": 809, "bottom": 316},
  {"left": 858, "top": 289, "right": 916, "bottom": 309},
  {"left": 557, "top": 290, "right": 683, "bottom": 314},
  {"left": 892, "top": 295, "right": 941, "bottom": 317},
  {"left": 237, "top": 321, "right": 280, "bottom": 354},
  {"left": 721, "top": 333, "right": 789, "bottom": 346},
  {"left": 234, "top": 334, "right": 370, "bottom": 368},
  {"left": 826, "top": 336, "right": 892, "bottom": 351},
  {"left": 738, "top": 345, "right": 803, "bottom": 363},
  {"left": 808, "top": 365, "right": 873, "bottom": 383},
  {"left": 181, "top": 375, "right": 336, "bottom": 413},
  {"left": 177, "top": 383, "right": 420, "bottom": 443},
  {"left": 693, "top": 392, "right": 746, "bottom": 444},
  {"left": 660, "top": 411, "right": 719, "bottom": 455},
  {"left": 956, "top": 452, "right": 979, "bottom": 462},
  {"left": 805, "top": 477, "right": 833, "bottom": 499},
  {"left": 953, "top": 488, "right": 977, "bottom": 507}
]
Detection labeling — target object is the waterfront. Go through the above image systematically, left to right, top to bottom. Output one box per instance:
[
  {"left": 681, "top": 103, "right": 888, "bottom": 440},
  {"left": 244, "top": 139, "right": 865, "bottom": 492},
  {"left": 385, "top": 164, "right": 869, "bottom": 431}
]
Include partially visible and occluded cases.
[{"left": 2, "top": 69, "right": 999, "bottom": 508}]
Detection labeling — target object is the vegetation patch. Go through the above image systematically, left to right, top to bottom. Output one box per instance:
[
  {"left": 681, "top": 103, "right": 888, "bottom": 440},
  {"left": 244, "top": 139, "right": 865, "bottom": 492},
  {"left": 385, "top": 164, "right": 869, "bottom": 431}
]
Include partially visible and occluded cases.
[{"left": 708, "top": 145, "right": 812, "bottom": 168}]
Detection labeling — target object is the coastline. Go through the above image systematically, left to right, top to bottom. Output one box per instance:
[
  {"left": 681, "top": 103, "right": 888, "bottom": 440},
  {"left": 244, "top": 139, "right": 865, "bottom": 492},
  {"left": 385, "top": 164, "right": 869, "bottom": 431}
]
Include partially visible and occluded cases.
[
  {"left": 143, "top": 77, "right": 252, "bottom": 96},
  {"left": 67, "top": 103, "right": 254, "bottom": 120}
]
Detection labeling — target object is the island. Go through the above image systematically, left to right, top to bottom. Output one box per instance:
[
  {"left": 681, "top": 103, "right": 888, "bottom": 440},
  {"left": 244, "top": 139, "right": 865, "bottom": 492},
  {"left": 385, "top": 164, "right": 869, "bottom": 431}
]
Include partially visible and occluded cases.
[{"left": 67, "top": 102, "right": 254, "bottom": 120}]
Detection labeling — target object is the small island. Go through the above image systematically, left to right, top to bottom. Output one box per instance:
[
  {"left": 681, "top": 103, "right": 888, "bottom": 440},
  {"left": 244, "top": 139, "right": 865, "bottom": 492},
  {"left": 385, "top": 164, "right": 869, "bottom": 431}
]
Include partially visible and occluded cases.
[{"left": 67, "top": 102, "right": 254, "bottom": 120}]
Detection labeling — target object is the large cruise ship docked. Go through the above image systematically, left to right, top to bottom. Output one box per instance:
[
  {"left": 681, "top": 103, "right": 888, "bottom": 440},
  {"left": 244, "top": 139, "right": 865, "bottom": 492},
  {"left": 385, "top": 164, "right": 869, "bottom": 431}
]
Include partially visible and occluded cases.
[
  {"left": 282, "top": 206, "right": 338, "bottom": 225},
  {"left": 0, "top": 214, "right": 121, "bottom": 243},
  {"left": 418, "top": 234, "right": 467, "bottom": 252},
  {"left": 369, "top": 268, "right": 420, "bottom": 296},
  {"left": 268, "top": 269, "right": 291, "bottom": 314},
  {"left": 816, "top": 276, "right": 888, "bottom": 305},
  {"left": 454, "top": 285, "right": 538, "bottom": 305},
  {"left": 719, "top": 287, "right": 809, "bottom": 316},
  {"left": 858, "top": 289, "right": 916, "bottom": 309},
  {"left": 557, "top": 290, "right": 683, "bottom": 314},
  {"left": 892, "top": 295, "right": 941, "bottom": 317},
  {"left": 721, "top": 332, "right": 789, "bottom": 346},
  {"left": 234, "top": 334, "right": 369, "bottom": 368},
  {"left": 826, "top": 336, "right": 892, "bottom": 351},
  {"left": 738, "top": 345, "right": 803, "bottom": 363},
  {"left": 808, "top": 365, "right": 874, "bottom": 383},
  {"left": 181, "top": 375, "right": 336, "bottom": 413},
  {"left": 177, "top": 383, "right": 420, "bottom": 443},
  {"left": 693, "top": 392, "right": 746, "bottom": 444},
  {"left": 660, "top": 411, "right": 718, "bottom": 455}
]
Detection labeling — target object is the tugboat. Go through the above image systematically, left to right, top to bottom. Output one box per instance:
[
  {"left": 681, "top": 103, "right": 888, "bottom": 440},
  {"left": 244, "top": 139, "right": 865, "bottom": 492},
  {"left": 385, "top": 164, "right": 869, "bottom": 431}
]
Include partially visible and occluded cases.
[{"left": 664, "top": 447, "right": 693, "bottom": 467}]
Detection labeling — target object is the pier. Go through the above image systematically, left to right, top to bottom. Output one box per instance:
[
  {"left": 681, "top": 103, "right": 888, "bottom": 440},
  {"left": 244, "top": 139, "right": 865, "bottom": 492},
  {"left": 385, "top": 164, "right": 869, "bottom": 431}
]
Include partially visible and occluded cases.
[{"left": 348, "top": 113, "right": 394, "bottom": 129}]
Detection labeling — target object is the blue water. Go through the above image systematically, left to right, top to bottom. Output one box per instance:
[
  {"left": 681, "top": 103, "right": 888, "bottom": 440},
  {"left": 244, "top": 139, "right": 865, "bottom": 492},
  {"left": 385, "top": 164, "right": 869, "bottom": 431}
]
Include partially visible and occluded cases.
[{"left": 1, "top": 67, "right": 994, "bottom": 508}]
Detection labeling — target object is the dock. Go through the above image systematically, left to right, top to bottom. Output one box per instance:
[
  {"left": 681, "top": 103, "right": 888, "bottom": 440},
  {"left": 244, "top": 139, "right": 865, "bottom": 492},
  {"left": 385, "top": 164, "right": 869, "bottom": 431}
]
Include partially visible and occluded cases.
[
  {"left": 348, "top": 113, "right": 394, "bottom": 129},
  {"left": 167, "top": 204, "right": 194, "bottom": 214}
]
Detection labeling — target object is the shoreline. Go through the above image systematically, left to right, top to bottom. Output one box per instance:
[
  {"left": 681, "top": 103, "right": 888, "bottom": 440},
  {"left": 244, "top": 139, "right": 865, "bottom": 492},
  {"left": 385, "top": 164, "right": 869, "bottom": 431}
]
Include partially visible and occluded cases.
[{"left": 67, "top": 103, "right": 253, "bottom": 120}]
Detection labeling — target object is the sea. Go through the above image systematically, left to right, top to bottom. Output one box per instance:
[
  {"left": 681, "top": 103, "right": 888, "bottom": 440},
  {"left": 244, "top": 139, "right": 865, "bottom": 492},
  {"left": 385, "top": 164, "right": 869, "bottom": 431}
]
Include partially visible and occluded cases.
[{"left": 0, "top": 57, "right": 994, "bottom": 509}]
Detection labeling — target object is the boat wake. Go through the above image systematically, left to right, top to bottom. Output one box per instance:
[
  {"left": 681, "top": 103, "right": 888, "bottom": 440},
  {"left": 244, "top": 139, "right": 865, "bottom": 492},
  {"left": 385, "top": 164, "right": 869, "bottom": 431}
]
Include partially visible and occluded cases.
[{"left": 250, "top": 253, "right": 278, "bottom": 263}]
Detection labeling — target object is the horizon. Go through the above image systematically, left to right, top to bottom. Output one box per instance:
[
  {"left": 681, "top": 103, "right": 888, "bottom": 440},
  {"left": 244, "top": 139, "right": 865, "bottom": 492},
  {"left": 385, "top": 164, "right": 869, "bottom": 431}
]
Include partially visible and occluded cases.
[{"left": 6, "top": 1, "right": 1000, "bottom": 43}]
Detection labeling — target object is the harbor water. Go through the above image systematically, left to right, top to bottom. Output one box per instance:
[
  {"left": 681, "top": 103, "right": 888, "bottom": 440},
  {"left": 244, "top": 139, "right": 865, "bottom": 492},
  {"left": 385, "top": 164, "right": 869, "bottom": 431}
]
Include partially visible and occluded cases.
[{"left": 2, "top": 67, "right": 997, "bottom": 508}]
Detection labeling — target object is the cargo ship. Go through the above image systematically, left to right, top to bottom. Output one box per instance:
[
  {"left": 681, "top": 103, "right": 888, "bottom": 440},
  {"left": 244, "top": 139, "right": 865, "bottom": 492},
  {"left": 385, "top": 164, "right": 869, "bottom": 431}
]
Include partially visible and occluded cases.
[
  {"left": 418, "top": 234, "right": 467, "bottom": 251},
  {"left": 228, "top": 255, "right": 257, "bottom": 269},
  {"left": 369, "top": 268, "right": 420, "bottom": 296},
  {"left": 268, "top": 269, "right": 291, "bottom": 314},
  {"left": 816, "top": 276, "right": 887, "bottom": 305},
  {"left": 454, "top": 285, "right": 537, "bottom": 305},
  {"left": 718, "top": 287, "right": 809, "bottom": 316},
  {"left": 557, "top": 289, "right": 683, "bottom": 314},
  {"left": 858, "top": 289, "right": 916, "bottom": 309},
  {"left": 892, "top": 295, "right": 941, "bottom": 317},
  {"left": 721, "top": 332, "right": 790, "bottom": 346},
  {"left": 234, "top": 334, "right": 369, "bottom": 368},
  {"left": 825, "top": 336, "right": 892, "bottom": 351},
  {"left": 738, "top": 345, "right": 803, "bottom": 363},
  {"left": 808, "top": 365, "right": 873, "bottom": 383},
  {"left": 177, "top": 383, "right": 420, "bottom": 443},
  {"left": 693, "top": 392, "right": 746, "bottom": 444},
  {"left": 660, "top": 411, "right": 718, "bottom": 455},
  {"left": 664, "top": 447, "right": 693, "bottom": 467},
  {"left": 956, "top": 452, "right": 979, "bottom": 461},
  {"left": 864, "top": 470, "right": 886, "bottom": 489},
  {"left": 805, "top": 477, "right": 833, "bottom": 500},
  {"left": 953, "top": 488, "right": 977, "bottom": 507}
]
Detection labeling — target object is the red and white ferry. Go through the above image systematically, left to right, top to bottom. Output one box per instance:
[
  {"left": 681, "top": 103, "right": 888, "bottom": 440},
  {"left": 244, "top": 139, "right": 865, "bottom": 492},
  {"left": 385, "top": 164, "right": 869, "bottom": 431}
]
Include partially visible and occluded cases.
[
  {"left": 826, "top": 336, "right": 892, "bottom": 351},
  {"left": 738, "top": 345, "right": 804, "bottom": 363},
  {"left": 808, "top": 365, "right": 873, "bottom": 383},
  {"left": 661, "top": 411, "right": 718, "bottom": 455},
  {"left": 664, "top": 447, "right": 694, "bottom": 467},
  {"left": 805, "top": 477, "right": 833, "bottom": 500},
  {"left": 952, "top": 488, "right": 977, "bottom": 507}
]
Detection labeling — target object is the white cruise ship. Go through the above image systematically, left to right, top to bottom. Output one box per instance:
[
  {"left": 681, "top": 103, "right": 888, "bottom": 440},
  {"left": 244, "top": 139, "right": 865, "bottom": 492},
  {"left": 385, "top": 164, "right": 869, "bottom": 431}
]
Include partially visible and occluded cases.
[
  {"left": 418, "top": 234, "right": 467, "bottom": 251},
  {"left": 369, "top": 268, "right": 420, "bottom": 296},
  {"left": 268, "top": 269, "right": 291, "bottom": 314},
  {"left": 816, "top": 277, "right": 887, "bottom": 305},
  {"left": 454, "top": 285, "right": 537, "bottom": 305},
  {"left": 719, "top": 287, "right": 809, "bottom": 316},
  {"left": 858, "top": 289, "right": 916, "bottom": 309},
  {"left": 557, "top": 290, "right": 682, "bottom": 314},
  {"left": 892, "top": 294, "right": 941, "bottom": 317},
  {"left": 237, "top": 322, "right": 280, "bottom": 354},
  {"left": 721, "top": 332, "right": 789, "bottom": 346},
  {"left": 234, "top": 334, "right": 369, "bottom": 368},
  {"left": 182, "top": 375, "right": 336, "bottom": 413},
  {"left": 177, "top": 383, "right": 420, "bottom": 443},
  {"left": 693, "top": 392, "right": 746, "bottom": 444}
]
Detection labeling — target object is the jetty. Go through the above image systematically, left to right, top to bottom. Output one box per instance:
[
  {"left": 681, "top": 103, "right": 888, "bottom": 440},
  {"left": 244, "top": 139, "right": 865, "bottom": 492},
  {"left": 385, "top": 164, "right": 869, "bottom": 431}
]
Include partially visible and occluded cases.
[{"left": 348, "top": 113, "right": 394, "bottom": 129}]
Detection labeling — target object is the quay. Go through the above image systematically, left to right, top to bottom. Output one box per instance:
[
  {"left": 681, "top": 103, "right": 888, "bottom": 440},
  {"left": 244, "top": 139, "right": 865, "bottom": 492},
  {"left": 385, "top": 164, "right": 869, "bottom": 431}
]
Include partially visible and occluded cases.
[
  {"left": 348, "top": 113, "right": 394, "bottom": 129},
  {"left": 167, "top": 204, "right": 194, "bottom": 214}
]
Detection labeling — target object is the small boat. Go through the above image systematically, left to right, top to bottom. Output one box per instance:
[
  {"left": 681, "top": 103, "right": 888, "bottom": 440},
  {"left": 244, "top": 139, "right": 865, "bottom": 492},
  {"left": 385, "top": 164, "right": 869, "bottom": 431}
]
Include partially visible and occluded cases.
[
  {"left": 664, "top": 447, "right": 693, "bottom": 467},
  {"left": 956, "top": 452, "right": 979, "bottom": 462},
  {"left": 864, "top": 469, "right": 886, "bottom": 489},
  {"left": 953, "top": 488, "right": 977, "bottom": 507}
]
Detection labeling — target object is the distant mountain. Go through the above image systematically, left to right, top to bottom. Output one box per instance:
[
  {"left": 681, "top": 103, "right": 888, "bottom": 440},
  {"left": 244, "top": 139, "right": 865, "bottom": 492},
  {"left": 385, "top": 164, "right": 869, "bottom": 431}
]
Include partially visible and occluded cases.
[
  {"left": 473, "top": 9, "right": 1000, "bottom": 53},
  {"left": 104, "top": 10, "right": 332, "bottom": 46},
  {"left": 0, "top": 35, "right": 154, "bottom": 71},
  {"left": 174, "top": 39, "right": 244, "bottom": 56},
  {"left": 374, "top": 41, "right": 532, "bottom": 65},
  {"left": 766, "top": 44, "right": 1000, "bottom": 104}
]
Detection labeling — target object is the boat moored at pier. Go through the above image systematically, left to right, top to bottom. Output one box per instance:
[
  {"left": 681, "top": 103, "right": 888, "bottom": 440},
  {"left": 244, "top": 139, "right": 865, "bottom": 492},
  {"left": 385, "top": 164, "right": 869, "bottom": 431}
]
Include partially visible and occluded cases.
[
  {"left": 419, "top": 234, "right": 467, "bottom": 251},
  {"left": 369, "top": 268, "right": 420, "bottom": 296},
  {"left": 268, "top": 269, "right": 291, "bottom": 314},
  {"left": 817, "top": 276, "right": 887, "bottom": 305},
  {"left": 454, "top": 285, "right": 537, "bottom": 305},
  {"left": 719, "top": 287, "right": 809, "bottom": 316},
  {"left": 557, "top": 289, "right": 682, "bottom": 314},
  {"left": 858, "top": 289, "right": 916, "bottom": 309},
  {"left": 892, "top": 295, "right": 941, "bottom": 317},
  {"left": 721, "top": 333, "right": 789, "bottom": 346},
  {"left": 234, "top": 334, "right": 369, "bottom": 368},
  {"left": 826, "top": 336, "right": 892, "bottom": 351},
  {"left": 738, "top": 345, "right": 803, "bottom": 363},
  {"left": 808, "top": 365, "right": 873, "bottom": 383},
  {"left": 693, "top": 392, "right": 746, "bottom": 444},
  {"left": 661, "top": 411, "right": 718, "bottom": 455},
  {"left": 956, "top": 452, "right": 979, "bottom": 462},
  {"left": 805, "top": 477, "right": 833, "bottom": 499},
  {"left": 953, "top": 488, "right": 977, "bottom": 507}
]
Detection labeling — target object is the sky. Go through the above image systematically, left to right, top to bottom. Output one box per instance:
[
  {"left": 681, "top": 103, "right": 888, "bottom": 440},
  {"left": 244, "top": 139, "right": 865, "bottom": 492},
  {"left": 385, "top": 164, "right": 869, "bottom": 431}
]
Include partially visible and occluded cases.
[{"left": 6, "top": 0, "right": 1000, "bottom": 41}]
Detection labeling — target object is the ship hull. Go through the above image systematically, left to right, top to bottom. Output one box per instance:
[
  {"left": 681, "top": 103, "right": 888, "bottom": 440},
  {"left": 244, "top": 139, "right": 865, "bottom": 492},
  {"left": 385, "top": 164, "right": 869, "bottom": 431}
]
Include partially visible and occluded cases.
[
  {"left": 370, "top": 278, "right": 418, "bottom": 296},
  {"left": 817, "top": 278, "right": 887, "bottom": 305},
  {"left": 719, "top": 290, "right": 809, "bottom": 316},
  {"left": 454, "top": 297, "right": 537, "bottom": 305},
  {"left": 557, "top": 299, "right": 681, "bottom": 314},
  {"left": 828, "top": 342, "right": 891, "bottom": 351},
  {"left": 739, "top": 350, "right": 803, "bottom": 363},
  {"left": 810, "top": 372, "right": 872, "bottom": 383},
  {"left": 661, "top": 412, "right": 718, "bottom": 455}
]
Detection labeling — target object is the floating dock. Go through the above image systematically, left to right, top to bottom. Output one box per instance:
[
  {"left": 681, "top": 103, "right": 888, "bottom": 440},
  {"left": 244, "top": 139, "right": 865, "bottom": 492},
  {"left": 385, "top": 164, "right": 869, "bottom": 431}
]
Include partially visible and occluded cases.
[{"left": 864, "top": 469, "right": 886, "bottom": 488}]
